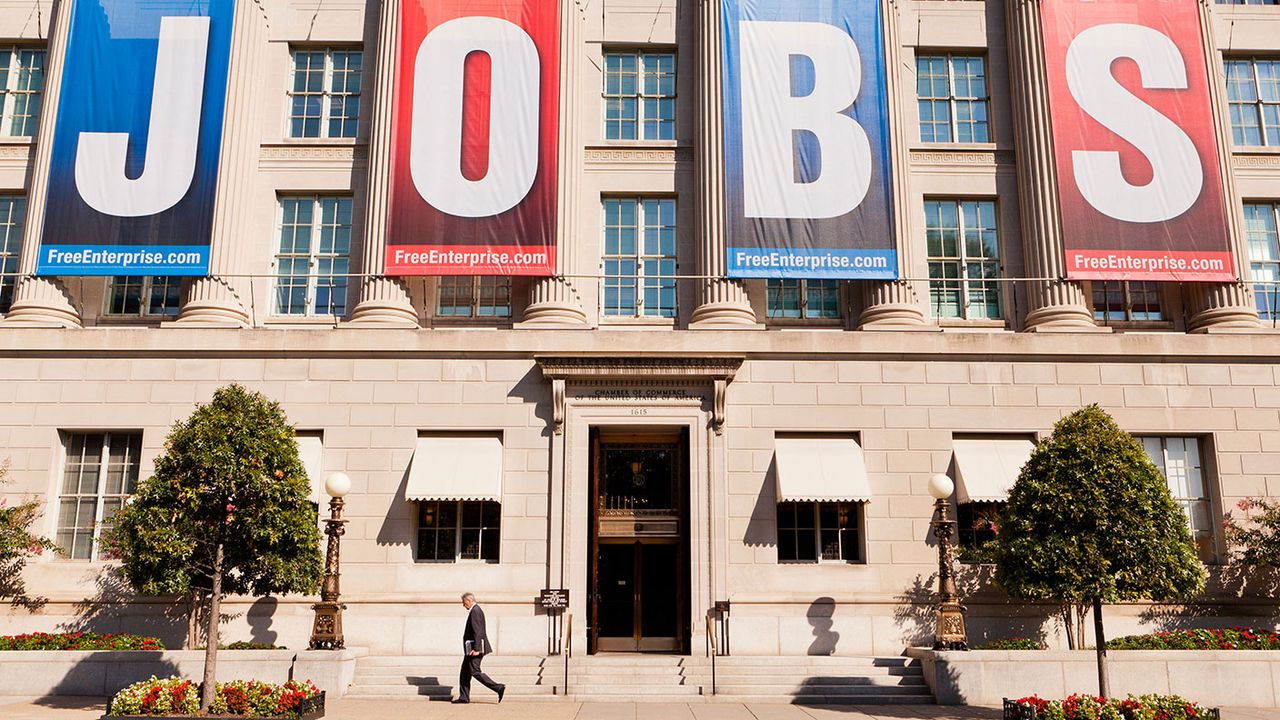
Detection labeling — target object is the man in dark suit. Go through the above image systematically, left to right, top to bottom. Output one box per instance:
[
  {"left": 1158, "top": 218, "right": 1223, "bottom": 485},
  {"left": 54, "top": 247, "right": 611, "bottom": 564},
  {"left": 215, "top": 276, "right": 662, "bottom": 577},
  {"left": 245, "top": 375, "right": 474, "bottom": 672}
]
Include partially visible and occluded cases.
[{"left": 455, "top": 592, "right": 505, "bottom": 704}]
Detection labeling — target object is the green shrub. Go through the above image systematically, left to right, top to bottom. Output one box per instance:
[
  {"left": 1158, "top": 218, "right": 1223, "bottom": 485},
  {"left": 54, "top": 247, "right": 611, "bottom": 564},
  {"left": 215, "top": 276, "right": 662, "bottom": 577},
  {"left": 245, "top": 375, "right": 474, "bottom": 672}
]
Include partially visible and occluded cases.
[
  {"left": 1107, "top": 627, "right": 1280, "bottom": 650},
  {"left": 0, "top": 632, "right": 164, "bottom": 651},
  {"left": 977, "top": 637, "right": 1044, "bottom": 650},
  {"left": 223, "top": 641, "right": 286, "bottom": 650},
  {"left": 1011, "top": 693, "right": 1217, "bottom": 720}
]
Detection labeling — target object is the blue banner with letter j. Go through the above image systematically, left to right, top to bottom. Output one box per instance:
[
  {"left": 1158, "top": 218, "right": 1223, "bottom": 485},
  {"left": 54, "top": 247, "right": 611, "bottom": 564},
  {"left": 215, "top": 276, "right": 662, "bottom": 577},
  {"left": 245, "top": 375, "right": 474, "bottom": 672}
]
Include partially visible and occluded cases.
[
  {"left": 37, "top": 0, "right": 235, "bottom": 276},
  {"left": 721, "top": 0, "right": 896, "bottom": 279}
]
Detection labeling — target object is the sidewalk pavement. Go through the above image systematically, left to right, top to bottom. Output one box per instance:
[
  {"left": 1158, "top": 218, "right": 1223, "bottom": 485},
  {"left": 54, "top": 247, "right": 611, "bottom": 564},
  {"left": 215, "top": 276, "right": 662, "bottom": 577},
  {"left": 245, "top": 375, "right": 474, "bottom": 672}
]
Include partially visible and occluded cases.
[{"left": 2, "top": 697, "right": 1279, "bottom": 720}]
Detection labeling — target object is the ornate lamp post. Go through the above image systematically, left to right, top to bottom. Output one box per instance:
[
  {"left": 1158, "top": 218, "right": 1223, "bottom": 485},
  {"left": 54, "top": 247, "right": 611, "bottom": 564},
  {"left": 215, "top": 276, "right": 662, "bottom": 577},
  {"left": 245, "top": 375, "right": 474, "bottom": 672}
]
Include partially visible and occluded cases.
[
  {"left": 309, "top": 472, "right": 350, "bottom": 650},
  {"left": 928, "top": 473, "right": 969, "bottom": 650}
]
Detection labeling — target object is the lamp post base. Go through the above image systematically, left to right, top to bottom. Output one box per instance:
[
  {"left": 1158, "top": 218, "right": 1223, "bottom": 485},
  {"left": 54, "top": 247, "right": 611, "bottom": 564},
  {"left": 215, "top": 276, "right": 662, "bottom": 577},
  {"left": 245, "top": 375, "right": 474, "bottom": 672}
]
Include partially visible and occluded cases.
[
  {"left": 933, "top": 600, "right": 969, "bottom": 651},
  {"left": 309, "top": 601, "right": 345, "bottom": 650}
]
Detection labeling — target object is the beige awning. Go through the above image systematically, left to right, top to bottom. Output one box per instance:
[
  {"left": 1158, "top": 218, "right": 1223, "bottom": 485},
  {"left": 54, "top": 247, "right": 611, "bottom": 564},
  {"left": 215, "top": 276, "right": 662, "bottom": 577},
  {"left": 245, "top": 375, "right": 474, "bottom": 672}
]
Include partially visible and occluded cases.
[
  {"left": 405, "top": 435, "right": 503, "bottom": 502},
  {"left": 774, "top": 437, "right": 871, "bottom": 502},
  {"left": 953, "top": 437, "right": 1035, "bottom": 503}
]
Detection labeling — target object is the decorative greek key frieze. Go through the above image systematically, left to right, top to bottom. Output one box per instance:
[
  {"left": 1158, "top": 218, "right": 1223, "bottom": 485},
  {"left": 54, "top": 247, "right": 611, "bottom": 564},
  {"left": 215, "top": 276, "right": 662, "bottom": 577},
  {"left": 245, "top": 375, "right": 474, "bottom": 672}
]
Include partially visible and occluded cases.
[
  {"left": 260, "top": 144, "right": 364, "bottom": 161},
  {"left": 584, "top": 147, "right": 694, "bottom": 163},
  {"left": 910, "top": 149, "right": 1003, "bottom": 166},
  {"left": 1233, "top": 154, "right": 1280, "bottom": 169}
]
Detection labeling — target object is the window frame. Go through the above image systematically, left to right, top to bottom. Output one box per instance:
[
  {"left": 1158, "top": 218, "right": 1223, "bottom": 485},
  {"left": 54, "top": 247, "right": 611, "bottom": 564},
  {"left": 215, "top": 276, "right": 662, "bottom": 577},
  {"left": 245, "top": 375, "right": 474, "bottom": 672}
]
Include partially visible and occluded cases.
[
  {"left": 0, "top": 46, "right": 44, "bottom": 138},
  {"left": 285, "top": 47, "right": 363, "bottom": 140},
  {"left": 602, "top": 49, "right": 677, "bottom": 142},
  {"left": 915, "top": 52, "right": 991, "bottom": 144},
  {"left": 1225, "top": 57, "right": 1280, "bottom": 147},
  {"left": 0, "top": 195, "right": 25, "bottom": 314},
  {"left": 272, "top": 195, "right": 353, "bottom": 318},
  {"left": 601, "top": 196, "right": 678, "bottom": 319},
  {"left": 924, "top": 197, "right": 1004, "bottom": 321},
  {"left": 1244, "top": 201, "right": 1280, "bottom": 323},
  {"left": 103, "top": 276, "right": 184, "bottom": 318},
  {"left": 434, "top": 276, "right": 514, "bottom": 322},
  {"left": 764, "top": 279, "right": 843, "bottom": 323},
  {"left": 1089, "top": 280, "right": 1168, "bottom": 327},
  {"left": 56, "top": 431, "right": 143, "bottom": 562},
  {"left": 1140, "top": 435, "right": 1217, "bottom": 564},
  {"left": 415, "top": 500, "right": 502, "bottom": 564},
  {"left": 776, "top": 500, "right": 864, "bottom": 564}
]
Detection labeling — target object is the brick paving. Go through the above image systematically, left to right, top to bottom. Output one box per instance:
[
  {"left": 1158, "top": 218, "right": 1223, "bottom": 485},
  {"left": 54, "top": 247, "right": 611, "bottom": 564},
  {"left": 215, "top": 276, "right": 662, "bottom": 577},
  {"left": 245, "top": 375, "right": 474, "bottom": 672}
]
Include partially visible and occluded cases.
[{"left": 0, "top": 697, "right": 1277, "bottom": 720}]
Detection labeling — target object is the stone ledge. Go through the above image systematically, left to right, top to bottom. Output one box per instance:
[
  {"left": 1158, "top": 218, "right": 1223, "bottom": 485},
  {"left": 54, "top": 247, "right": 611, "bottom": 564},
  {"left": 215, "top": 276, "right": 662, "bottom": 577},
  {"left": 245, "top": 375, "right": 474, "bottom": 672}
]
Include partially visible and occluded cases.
[
  {"left": 906, "top": 647, "right": 1280, "bottom": 707},
  {"left": 0, "top": 648, "right": 361, "bottom": 699}
]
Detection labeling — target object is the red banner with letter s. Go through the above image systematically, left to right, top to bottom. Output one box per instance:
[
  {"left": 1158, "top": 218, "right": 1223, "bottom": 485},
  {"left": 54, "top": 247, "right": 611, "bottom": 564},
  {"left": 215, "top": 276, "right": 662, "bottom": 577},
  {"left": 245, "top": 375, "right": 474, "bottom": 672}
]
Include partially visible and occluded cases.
[
  {"left": 387, "top": 0, "right": 558, "bottom": 275},
  {"left": 1041, "top": 0, "right": 1234, "bottom": 281}
]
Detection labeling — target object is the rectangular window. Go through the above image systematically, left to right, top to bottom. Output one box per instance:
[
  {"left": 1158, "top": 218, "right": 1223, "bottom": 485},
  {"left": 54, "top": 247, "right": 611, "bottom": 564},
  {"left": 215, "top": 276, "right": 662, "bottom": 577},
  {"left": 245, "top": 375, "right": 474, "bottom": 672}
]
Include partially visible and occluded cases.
[
  {"left": 0, "top": 48, "right": 44, "bottom": 137},
  {"left": 288, "top": 49, "right": 362, "bottom": 138},
  {"left": 604, "top": 52, "right": 676, "bottom": 141},
  {"left": 916, "top": 54, "right": 989, "bottom": 143},
  {"left": 1226, "top": 58, "right": 1280, "bottom": 146},
  {"left": 0, "top": 196, "right": 25, "bottom": 313},
  {"left": 274, "top": 196, "right": 352, "bottom": 317},
  {"left": 602, "top": 198, "right": 677, "bottom": 318},
  {"left": 925, "top": 199, "right": 1002, "bottom": 320},
  {"left": 1244, "top": 202, "right": 1280, "bottom": 321},
  {"left": 104, "top": 276, "right": 182, "bottom": 317},
  {"left": 436, "top": 276, "right": 512, "bottom": 318},
  {"left": 766, "top": 279, "right": 841, "bottom": 319},
  {"left": 1091, "top": 280, "right": 1164, "bottom": 323},
  {"left": 57, "top": 432, "right": 142, "bottom": 560},
  {"left": 1142, "top": 436, "right": 1215, "bottom": 562},
  {"left": 416, "top": 500, "right": 501, "bottom": 563},
  {"left": 777, "top": 501, "right": 863, "bottom": 563},
  {"left": 958, "top": 502, "right": 1002, "bottom": 551}
]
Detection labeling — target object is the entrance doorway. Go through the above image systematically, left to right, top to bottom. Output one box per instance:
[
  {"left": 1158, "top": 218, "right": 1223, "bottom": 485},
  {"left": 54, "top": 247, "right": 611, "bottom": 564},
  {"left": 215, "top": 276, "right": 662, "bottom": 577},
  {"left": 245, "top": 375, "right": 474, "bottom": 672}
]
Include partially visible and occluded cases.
[{"left": 589, "top": 428, "right": 689, "bottom": 653}]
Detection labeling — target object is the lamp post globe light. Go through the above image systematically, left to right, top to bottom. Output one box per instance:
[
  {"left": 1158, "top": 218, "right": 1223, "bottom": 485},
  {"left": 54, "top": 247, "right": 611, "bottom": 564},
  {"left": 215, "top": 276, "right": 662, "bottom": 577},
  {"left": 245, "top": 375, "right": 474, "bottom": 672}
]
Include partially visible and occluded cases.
[
  {"left": 309, "top": 472, "right": 350, "bottom": 650},
  {"left": 928, "top": 473, "right": 969, "bottom": 651}
]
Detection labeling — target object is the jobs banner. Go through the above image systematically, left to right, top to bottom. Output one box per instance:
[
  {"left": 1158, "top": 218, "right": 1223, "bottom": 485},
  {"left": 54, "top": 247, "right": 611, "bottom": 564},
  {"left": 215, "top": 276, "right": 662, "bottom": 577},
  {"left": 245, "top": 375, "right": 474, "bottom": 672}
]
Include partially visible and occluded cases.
[
  {"left": 38, "top": 0, "right": 233, "bottom": 276},
  {"left": 387, "top": 0, "right": 558, "bottom": 275},
  {"left": 721, "top": 0, "right": 896, "bottom": 280},
  {"left": 1042, "top": 0, "right": 1234, "bottom": 281}
]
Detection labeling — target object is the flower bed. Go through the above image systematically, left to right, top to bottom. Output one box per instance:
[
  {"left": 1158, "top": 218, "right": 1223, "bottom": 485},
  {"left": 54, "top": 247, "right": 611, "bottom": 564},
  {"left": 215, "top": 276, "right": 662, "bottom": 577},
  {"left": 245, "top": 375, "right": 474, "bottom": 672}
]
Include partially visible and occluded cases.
[
  {"left": 1107, "top": 628, "right": 1280, "bottom": 651},
  {"left": 0, "top": 632, "right": 164, "bottom": 651},
  {"left": 977, "top": 638, "right": 1045, "bottom": 650},
  {"left": 105, "top": 676, "right": 323, "bottom": 719},
  {"left": 1004, "top": 694, "right": 1219, "bottom": 720}
]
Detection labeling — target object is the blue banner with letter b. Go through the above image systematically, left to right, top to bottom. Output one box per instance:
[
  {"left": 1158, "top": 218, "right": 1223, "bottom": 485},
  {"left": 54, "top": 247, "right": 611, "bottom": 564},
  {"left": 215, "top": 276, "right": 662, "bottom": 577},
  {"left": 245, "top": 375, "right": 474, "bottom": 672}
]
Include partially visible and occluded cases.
[{"left": 721, "top": 0, "right": 896, "bottom": 279}]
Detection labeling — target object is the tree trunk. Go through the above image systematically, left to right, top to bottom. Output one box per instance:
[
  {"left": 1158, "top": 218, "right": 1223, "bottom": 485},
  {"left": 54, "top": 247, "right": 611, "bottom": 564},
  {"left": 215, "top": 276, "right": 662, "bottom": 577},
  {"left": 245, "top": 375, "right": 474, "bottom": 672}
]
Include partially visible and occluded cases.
[
  {"left": 200, "top": 545, "right": 224, "bottom": 712},
  {"left": 185, "top": 593, "right": 200, "bottom": 650},
  {"left": 1093, "top": 597, "right": 1109, "bottom": 698},
  {"left": 1076, "top": 603, "right": 1088, "bottom": 650},
  {"left": 1061, "top": 605, "right": 1076, "bottom": 649}
]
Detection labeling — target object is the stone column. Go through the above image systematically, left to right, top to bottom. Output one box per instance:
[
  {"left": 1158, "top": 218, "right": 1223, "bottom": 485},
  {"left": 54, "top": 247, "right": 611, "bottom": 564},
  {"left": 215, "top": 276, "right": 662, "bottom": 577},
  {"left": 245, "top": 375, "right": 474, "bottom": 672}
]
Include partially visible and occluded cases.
[
  {"left": 2, "top": 0, "right": 80, "bottom": 327},
  {"left": 175, "top": 0, "right": 269, "bottom": 327},
  {"left": 348, "top": 0, "right": 418, "bottom": 326},
  {"left": 521, "top": 0, "right": 587, "bottom": 327},
  {"left": 689, "top": 0, "right": 755, "bottom": 328},
  {"left": 859, "top": 0, "right": 927, "bottom": 329},
  {"left": 1005, "top": 0, "right": 1096, "bottom": 331},
  {"left": 1187, "top": 0, "right": 1259, "bottom": 332}
]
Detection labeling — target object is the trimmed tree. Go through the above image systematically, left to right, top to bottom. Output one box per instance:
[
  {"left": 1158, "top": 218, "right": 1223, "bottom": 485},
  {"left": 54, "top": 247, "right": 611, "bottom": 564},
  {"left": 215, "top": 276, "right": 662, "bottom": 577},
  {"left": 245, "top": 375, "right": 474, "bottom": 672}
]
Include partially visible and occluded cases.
[
  {"left": 113, "top": 384, "right": 322, "bottom": 711},
  {"left": 988, "top": 405, "right": 1204, "bottom": 697},
  {"left": 0, "top": 460, "right": 58, "bottom": 607}
]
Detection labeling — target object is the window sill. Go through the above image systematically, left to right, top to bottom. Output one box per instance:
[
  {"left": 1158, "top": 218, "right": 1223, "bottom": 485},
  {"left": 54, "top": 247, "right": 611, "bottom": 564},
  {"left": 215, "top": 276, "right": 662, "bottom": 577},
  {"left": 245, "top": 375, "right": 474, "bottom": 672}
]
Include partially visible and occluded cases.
[
  {"left": 0, "top": 136, "right": 33, "bottom": 145},
  {"left": 271, "top": 137, "right": 363, "bottom": 146},
  {"left": 592, "top": 140, "right": 681, "bottom": 148},
  {"left": 913, "top": 142, "right": 998, "bottom": 152},
  {"left": 1232, "top": 146, "right": 1280, "bottom": 155},
  {"left": 262, "top": 316, "right": 344, "bottom": 327},
  {"left": 600, "top": 316, "right": 676, "bottom": 328},
  {"left": 428, "top": 318, "right": 513, "bottom": 329},
  {"left": 765, "top": 319, "right": 844, "bottom": 329},
  {"left": 936, "top": 319, "right": 1008, "bottom": 331},
  {"left": 1094, "top": 321, "right": 1177, "bottom": 332},
  {"left": 776, "top": 559, "right": 867, "bottom": 566}
]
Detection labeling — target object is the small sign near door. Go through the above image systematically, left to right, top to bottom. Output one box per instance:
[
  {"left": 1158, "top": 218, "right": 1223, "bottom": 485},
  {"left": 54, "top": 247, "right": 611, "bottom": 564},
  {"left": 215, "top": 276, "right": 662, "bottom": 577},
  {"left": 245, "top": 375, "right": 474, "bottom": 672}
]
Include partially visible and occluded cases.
[{"left": 539, "top": 589, "right": 569, "bottom": 610}]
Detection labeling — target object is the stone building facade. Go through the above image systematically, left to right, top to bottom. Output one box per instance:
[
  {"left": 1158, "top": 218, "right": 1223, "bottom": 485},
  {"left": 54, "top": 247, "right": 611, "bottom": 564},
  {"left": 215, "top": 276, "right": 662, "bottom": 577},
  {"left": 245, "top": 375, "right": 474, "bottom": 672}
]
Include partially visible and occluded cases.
[{"left": 0, "top": 0, "right": 1277, "bottom": 657}]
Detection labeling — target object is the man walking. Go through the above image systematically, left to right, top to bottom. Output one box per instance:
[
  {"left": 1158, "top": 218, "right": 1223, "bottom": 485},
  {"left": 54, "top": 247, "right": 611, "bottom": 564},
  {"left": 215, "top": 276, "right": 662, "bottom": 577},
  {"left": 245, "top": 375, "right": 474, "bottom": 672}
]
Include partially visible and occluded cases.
[{"left": 455, "top": 592, "right": 505, "bottom": 704}]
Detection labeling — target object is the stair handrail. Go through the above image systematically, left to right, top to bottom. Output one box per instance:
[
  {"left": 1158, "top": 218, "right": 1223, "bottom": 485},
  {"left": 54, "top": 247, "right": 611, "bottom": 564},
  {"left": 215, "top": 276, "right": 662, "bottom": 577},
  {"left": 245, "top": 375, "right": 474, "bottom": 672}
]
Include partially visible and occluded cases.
[
  {"left": 562, "top": 613, "right": 572, "bottom": 696},
  {"left": 705, "top": 613, "right": 717, "bottom": 696}
]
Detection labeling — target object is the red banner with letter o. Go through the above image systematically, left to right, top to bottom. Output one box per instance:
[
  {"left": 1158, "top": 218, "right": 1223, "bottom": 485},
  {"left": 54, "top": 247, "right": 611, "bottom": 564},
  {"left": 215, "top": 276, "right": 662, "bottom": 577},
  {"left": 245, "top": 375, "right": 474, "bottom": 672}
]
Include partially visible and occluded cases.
[
  {"left": 388, "top": 0, "right": 558, "bottom": 275},
  {"left": 1042, "top": 0, "right": 1234, "bottom": 282}
]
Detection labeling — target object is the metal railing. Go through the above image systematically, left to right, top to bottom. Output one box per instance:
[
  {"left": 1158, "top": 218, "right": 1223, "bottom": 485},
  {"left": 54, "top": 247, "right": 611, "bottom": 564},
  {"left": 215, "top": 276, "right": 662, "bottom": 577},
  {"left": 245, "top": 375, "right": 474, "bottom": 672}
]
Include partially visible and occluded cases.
[
  {"left": 2, "top": 270, "right": 1279, "bottom": 331},
  {"left": 561, "top": 613, "right": 572, "bottom": 697},
  {"left": 705, "top": 613, "right": 717, "bottom": 696}
]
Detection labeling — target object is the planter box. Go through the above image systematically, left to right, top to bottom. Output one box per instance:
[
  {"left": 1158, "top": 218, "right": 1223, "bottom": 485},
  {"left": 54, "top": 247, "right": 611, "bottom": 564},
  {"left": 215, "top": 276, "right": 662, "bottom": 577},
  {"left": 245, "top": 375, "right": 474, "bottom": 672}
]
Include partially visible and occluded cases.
[
  {"left": 907, "top": 648, "right": 1280, "bottom": 707},
  {"left": 0, "top": 650, "right": 359, "bottom": 699},
  {"left": 101, "top": 691, "right": 325, "bottom": 720},
  {"left": 1002, "top": 698, "right": 1220, "bottom": 720}
]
